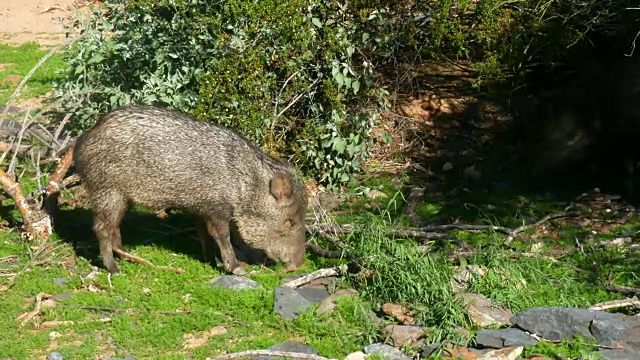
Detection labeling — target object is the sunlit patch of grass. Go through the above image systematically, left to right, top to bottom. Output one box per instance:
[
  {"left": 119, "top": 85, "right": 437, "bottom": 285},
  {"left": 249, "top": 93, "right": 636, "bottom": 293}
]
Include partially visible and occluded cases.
[{"left": 0, "top": 42, "right": 66, "bottom": 105}]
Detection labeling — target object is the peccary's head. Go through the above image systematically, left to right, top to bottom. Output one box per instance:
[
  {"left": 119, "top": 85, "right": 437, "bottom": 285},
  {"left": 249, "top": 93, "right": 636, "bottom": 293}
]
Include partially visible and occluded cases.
[{"left": 235, "top": 171, "right": 308, "bottom": 271}]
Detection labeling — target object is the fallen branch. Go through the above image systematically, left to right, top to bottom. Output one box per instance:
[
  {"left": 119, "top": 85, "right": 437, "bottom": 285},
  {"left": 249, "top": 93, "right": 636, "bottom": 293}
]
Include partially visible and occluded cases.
[
  {"left": 42, "top": 144, "right": 75, "bottom": 221},
  {"left": 0, "top": 166, "right": 52, "bottom": 240},
  {"left": 505, "top": 212, "right": 576, "bottom": 245},
  {"left": 306, "top": 244, "right": 345, "bottom": 259},
  {"left": 112, "top": 247, "right": 185, "bottom": 274},
  {"left": 282, "top": 266, "right": 345, "bottom": 288},
  {"left": 602, "top": 285, "right": 640, "bottom": 297},
  {"left": 16, "top": 292, "right": 50, "bottom": 326},
  {"left": 590, "top": 298, "right": 640, "bottom": 312},
  {"left": 62, "top": 304, "right": 192, "bottom": 315},
  {"left": 210, "top": 350, "right": 336, "bottom": 360}
]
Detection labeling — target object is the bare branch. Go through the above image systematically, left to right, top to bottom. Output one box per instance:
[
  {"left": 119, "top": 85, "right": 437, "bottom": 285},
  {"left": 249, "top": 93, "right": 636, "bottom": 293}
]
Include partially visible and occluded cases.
[
  {"left": 282, "top": 266, "right": 345, "bottom": 289},
  {"left": 211, "top": 350, "right": 336, "bottom": 360}
]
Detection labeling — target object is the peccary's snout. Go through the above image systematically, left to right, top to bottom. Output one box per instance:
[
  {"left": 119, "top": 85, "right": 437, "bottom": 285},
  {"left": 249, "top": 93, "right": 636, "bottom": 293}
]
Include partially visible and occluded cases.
[{"left": 283, "top": 246, "right": 305, "bottom": 271}]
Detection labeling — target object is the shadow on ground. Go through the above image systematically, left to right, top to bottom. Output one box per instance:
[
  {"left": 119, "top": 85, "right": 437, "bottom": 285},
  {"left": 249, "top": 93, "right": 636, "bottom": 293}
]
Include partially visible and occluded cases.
[{"left": 369, "top": 38, "right": 640, "bottom": 226}]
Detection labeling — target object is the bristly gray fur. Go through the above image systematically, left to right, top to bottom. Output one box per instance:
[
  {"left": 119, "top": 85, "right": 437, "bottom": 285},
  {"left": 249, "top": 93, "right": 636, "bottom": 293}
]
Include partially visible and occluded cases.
[{"left": 73, "top": 105, "right": 308, "bottom": 274}]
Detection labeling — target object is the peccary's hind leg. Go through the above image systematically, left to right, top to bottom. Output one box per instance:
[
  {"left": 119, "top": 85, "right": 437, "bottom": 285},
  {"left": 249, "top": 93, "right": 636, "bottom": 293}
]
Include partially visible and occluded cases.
[
  {"left": 91, "top": 190, "right": 128, "bottom": 274},
  {"left": 195, "top": 217, "right": 221, "bottom": 268},
  {"left": 204, "top": 217, "right": 245, "bottom": 276}
]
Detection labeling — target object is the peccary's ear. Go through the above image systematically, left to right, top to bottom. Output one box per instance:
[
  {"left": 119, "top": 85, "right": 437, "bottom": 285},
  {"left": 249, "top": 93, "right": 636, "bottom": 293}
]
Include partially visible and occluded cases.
[{"left": 270, "top": 172, "right": 293, "bottom": 201}]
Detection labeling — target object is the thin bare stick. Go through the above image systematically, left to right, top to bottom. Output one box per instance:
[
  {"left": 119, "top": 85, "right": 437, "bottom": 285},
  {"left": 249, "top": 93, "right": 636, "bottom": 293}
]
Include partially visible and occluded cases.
[
  {"left": 0, "top": 36, "right": 83, "bottom": 128},
  {"left": 273, "top": 69, "right": 304, "bottom": 118},
  {"left": 276, "top": 78, "right": 321, "bottom": 118},
  {"left": 505, "top": 212, "right": 576, "bottom": 245},
  {"left": 306, "top": 244, "right": 344, "bottom": 259},
  {"left": 112, "top": 247, "right": 185, "bottom": 274},
  {"left": 282, "top": 266, "right": 345, "bottom": 288},
  {"left": 602, "top": 285, "right": 640, "bottom": 297},
  {"left": 16, "top": 292, "right": 48, "bottom": 326},
  {"left": 590, "top": 298, "right": 640, "bottom": 311},
  {"left": 211, "top": 350, "right": 336, "bottom": 360}
]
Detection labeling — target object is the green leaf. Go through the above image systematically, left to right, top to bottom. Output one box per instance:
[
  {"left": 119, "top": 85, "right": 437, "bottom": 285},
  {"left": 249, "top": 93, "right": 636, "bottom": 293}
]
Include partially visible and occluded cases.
[
  {"left": 311, "top": 17, "right": 322, "bottom": 28},
  {"left": 87, "top": 54, "right": 104, "bottom": 64},
  {"left": 333, "top": 72, "right": 345, "bottom": 86},
  {"left": 352, "top": 80, "right": 360, "bottom": 94}
]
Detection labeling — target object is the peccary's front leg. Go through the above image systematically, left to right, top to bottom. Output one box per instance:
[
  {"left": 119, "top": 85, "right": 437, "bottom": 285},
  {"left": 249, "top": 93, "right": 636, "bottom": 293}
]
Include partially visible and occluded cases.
[{"left": 204, "top": 218, "right": 246, "bottom": 276}]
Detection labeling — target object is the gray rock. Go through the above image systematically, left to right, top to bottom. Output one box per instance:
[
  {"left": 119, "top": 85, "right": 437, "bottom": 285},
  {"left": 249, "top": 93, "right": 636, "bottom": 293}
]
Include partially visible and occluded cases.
[
  {"left": 209, "top": 275, "right": 260, "bottom": 291},
  {"left": 53, "top": 278, "right": 68, "bottom": 286},
  {"left": 274, "top": 286, "right": 314, "bottom": 320},
  {"left": 295, "top": 287, "right": 330, "bottom": 303},
  {"left": 316, "top": 289, "right": 358, "bottom": 315},
  {"left": 459, "top": 292, "right": 513, "bottom": 327},
  {"left": 54, "top": 293, "right": 72, "bottom": 301},
  {"left": 511, "top": 307, "right": 621, "bottom": 341},
  {"left": 590, "top": 316, "right": 640, "bottom": 351},
  {"left": 381, "top": 324, "right": 426, "bottom": 347},
  {"left": 475, "top": 328, "right": 538, "bottom": 349},
  {"left": 254, "top": 341, "right": 318, "bottom": 360},
  {"left": 364, "top": 343, "right": 411, "bottom": 360},
  {"left": 419, "top": 343, "right": 441, "bottom": 358},
  {"left": 595, "top": 349, "right": 640, "bottom": 360},
  {"left": 47, "top": 353, "right": 64, "bottom": 360}
]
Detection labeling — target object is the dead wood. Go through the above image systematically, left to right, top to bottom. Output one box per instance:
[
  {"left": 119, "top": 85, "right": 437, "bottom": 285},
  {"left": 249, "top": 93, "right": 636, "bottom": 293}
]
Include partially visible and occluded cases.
[
  {"left": 42, "top": 145, "right": 75, "bottom": 220},
  {"left": 0, "top": 166, "right": 52, "bottom": 239},
  {"left": 505, "top": 212, "right": 577, "bottom": 245},
  {"left": 306, "top": 244, "right": 345, "bottom": 259},
  {"left": 112, "top": 247, "right": 185, "bottom": 274},
  {"left": 282, "top": 266, "right": 345, "bottom": 288},
  {"left": 602, "top": 285, "right": 640, "bottom": 297},
  {"left": 590, "top": 298, "right": 640, "bottom": 311},
  {"left": 211, "top": 350, "right": 336, "bottom": 360}
]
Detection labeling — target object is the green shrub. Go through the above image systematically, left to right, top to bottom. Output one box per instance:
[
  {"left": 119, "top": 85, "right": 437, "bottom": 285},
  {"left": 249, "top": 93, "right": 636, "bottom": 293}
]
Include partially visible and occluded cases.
[{"left": 53, "top": 0, "right": 390, "bottom": 189}]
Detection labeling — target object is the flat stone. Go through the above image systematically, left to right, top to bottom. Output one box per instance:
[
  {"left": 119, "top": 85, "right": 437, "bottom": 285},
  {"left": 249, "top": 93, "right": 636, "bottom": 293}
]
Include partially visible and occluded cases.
[
  {"left": 209, "top": 275, "right": 260, "bottom": 291},
  {"left": 53, "top": 277, "right": 68, "bottom": 286},
  {"left": 274, "top": 286, "right": 313, "bottom": 320},
  {"left": 295, "top": 287, "right": 330, "bottom": 303},
  {"left": 316, "top": 289, "right": 358, "bottom": 315},
  {"left": 54, "top": 293, "right": 72, "bottom": 301},
  {"left": 459, "top": 293, "right": 513, "bottom": 327},
  {"left": 511, "top": 307, "right": 624, "bottom": 342},
  {"left": 590, "top": 316, "right": 640, "bottom": 351},
  {"left": 381, "top": 324, "right": 426, "bottom": 347},
  {"left": 475, "top": 328, "right": 538, "bottom": 349},
  {"left": 254, "top": 341, "right": 318, "bottom": 360},
  {"left": 364, "top": 343, "right": 411, "bottom": 360},
  {"left": 595, "top": 349, "right": 640, "bottom": 360},
  {"left": 47, "top": 353, "right": 64, "bottom": 360}
]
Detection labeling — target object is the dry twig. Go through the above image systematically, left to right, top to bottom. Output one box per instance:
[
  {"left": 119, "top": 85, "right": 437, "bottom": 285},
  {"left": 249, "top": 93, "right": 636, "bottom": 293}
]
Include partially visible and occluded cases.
[
  {"left": 505, "top": 212, "right": 576, "bottom": 245},
  {"left": 112, "top": 247, "right": 185, "bottom": 274},
  {"left": 282, "top": 266, "right": 344, "bottom": 288},
  {"left": 602, "top": 285, "right": 640, "bottom": 298},
  {"left": 590, "top": 298, "right": 640, "bottom": 311},
  {"left": 211, "top": 350, "right": 336, "bottom": 360}
]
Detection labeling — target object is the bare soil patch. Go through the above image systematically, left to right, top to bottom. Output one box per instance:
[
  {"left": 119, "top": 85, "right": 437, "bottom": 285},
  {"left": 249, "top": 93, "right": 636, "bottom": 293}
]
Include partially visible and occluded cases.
[{"left": 0, "top": 0, "right": 100, "bottom": 46}]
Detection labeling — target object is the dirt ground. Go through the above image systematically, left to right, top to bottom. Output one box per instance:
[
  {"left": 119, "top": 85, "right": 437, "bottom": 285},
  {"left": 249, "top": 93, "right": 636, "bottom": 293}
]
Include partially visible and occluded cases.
[{"left": 0, "top": 0, "right": 100, "bottom": 46}]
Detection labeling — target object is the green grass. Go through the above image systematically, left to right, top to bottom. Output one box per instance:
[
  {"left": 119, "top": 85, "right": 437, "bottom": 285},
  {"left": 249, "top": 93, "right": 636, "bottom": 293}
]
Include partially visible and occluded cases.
[
  {"left": 0, "top": 42, "right": 66, "bottom": 105},
  {"left": 0, "top": 169, "right": 637, "bottom": 359},
  {"left": 0, "top": 227, "right": 378, "bottom": 359}
]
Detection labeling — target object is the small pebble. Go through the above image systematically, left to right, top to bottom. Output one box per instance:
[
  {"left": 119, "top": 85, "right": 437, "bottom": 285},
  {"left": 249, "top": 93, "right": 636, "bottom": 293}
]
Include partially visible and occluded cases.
[{"left": 47, "top": 352, "right": 64, "bottom": 360}]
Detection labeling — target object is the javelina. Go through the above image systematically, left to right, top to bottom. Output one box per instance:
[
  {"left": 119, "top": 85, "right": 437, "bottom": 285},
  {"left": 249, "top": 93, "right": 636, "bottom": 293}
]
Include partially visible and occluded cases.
[{"left": 73, "top": 105, "right": 308, "bottom": 275}]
